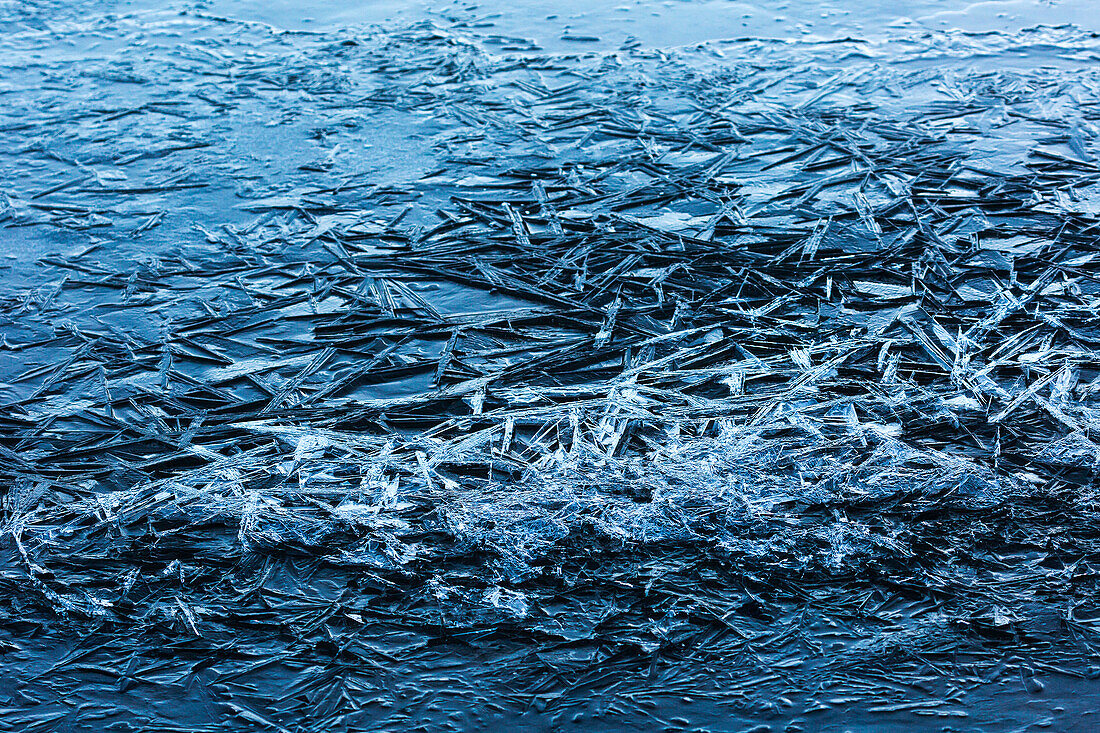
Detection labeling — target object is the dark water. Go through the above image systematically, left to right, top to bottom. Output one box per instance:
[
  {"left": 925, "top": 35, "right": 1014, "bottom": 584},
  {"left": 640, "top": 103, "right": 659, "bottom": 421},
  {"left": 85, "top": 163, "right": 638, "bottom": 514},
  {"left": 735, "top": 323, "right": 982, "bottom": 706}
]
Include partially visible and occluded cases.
[{"left": 2, "top": 1, "right": 1100, "bottom": 731}]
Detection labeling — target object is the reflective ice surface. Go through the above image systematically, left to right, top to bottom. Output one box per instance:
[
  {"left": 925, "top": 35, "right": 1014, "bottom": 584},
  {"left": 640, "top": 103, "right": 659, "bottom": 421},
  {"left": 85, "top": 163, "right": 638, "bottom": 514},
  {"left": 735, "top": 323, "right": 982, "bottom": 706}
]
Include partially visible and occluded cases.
[{"left": 2, "top": 1, "right": 1100, "bottom": 731}]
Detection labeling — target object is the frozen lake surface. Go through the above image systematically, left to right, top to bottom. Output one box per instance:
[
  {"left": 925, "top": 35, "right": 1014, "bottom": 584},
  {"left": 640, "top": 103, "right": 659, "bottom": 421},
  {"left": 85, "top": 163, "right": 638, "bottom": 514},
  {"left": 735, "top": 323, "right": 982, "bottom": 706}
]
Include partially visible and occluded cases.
[{"left": 2, "top": 1, "right": 1100, "bottom": 731}]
